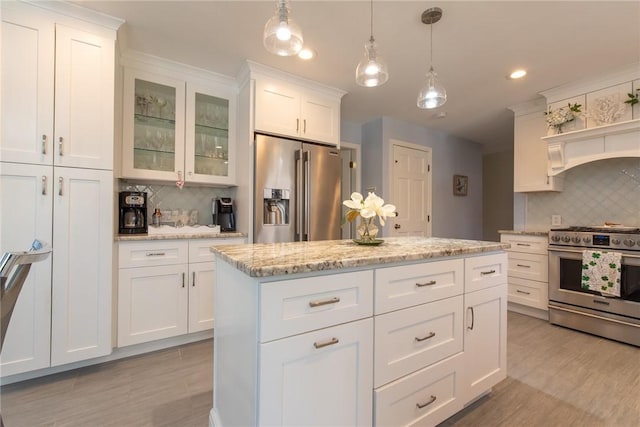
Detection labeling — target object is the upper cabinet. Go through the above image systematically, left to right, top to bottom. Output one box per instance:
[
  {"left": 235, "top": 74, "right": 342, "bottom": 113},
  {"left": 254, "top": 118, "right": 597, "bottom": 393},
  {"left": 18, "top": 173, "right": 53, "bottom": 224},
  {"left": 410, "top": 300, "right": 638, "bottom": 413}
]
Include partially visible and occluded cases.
[
  {"left": 1, "top": 5, "right": 116, "bottom": 170},
  {"left": 120, "top": 54, "right": 237, "bottom": 186},
  {"left": 247, "top": 61, "right": 346, "bottom": 147},
  {"left": 509, "top": 99, "right": 563, "bottom": 192}
]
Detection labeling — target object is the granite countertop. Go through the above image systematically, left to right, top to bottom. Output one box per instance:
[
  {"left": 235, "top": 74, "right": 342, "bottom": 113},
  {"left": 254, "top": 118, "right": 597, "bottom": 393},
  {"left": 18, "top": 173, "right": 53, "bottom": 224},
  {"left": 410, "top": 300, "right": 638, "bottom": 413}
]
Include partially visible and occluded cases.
[
  {"left": 498, "top": 230, "right": 549, "bottom": 236},
  {"left": 116, "top": 231, "right": 247, "bottom": 241},
  {"left": 211, "top": 236, "right": 509, "bottom": 277}
]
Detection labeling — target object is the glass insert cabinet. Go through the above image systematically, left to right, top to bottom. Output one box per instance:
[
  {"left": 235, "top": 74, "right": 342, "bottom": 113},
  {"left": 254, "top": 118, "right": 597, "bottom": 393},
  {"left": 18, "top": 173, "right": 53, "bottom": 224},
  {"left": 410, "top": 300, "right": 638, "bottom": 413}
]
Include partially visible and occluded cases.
[{"left": 121, "top": 68, "right": 236, "bottom": 186}]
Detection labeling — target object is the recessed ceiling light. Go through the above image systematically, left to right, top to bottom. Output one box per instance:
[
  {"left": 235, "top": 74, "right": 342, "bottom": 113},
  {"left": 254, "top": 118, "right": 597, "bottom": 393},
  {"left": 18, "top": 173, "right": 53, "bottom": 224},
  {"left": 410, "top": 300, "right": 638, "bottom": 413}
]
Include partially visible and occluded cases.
[
  {"left": 298, "top": 47, "right": 315, "bottom": 60},
  {"left": 508, "top": 69, "right": 527, "bottom": 79}
]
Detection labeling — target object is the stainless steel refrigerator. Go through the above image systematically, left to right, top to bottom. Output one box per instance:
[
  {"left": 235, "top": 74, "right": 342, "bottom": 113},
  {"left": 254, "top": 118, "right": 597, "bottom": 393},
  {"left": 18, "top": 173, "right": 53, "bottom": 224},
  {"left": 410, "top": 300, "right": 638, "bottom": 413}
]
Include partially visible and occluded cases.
[{"left": 254, "top": 134, "right": 342, "bottom": 243}]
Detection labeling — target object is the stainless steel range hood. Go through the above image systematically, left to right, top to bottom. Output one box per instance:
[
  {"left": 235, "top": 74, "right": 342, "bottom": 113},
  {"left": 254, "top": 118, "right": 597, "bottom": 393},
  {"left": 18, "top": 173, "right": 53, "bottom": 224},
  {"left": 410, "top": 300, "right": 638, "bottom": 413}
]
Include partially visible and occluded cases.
[{"left": 542, "top": 118, "right": 640, "bottom": 176}]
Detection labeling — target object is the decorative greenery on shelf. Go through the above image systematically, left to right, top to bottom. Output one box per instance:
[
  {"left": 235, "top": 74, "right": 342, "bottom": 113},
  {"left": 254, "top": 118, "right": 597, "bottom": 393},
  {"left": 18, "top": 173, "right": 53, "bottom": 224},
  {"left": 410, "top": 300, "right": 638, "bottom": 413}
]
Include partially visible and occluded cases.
[
  {"left": 624, "top": 89, "right": 639, "bottom": 106},
  {"left": 545, "top": 102, "right": 582, "bottom": 133}
]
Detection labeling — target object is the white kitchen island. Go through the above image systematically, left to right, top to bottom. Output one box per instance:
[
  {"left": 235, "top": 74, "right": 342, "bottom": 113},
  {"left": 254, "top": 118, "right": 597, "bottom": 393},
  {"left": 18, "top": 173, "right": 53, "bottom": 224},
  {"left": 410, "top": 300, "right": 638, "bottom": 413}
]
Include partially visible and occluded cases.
[{"left": 209, "top": 237, "right": 510, "bottom": 427}]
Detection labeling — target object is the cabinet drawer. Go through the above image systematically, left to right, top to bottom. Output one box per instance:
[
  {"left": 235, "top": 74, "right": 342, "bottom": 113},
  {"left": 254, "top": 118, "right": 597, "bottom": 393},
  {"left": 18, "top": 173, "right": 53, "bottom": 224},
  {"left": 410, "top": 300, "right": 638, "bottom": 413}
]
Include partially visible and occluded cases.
[
  {"left": 500, "top": 234, "right": 548, "bottom": 254},
  {"left": 189, "top": 238, "right": 245, "bottom": 264},
  {"left": 119, "top": 240, "right": 188, "bottom": 268},
  {"left": 507, "top": 252, "right": 548, "bottom": 281},
  {"left": 465, "top": 253, "right": 507, "bottom": 293},
  {"left": 375, "top": 259, "right": 463, "bottom": 314},
  {"left": 260, "top": 270, "right": 373, "bottom": 342},
  {"left": 508, "top": 277, "right": 548, "bottom": 310},
  {"left": 374, "top": 295, "right": 463, "bottom": 388},
  {"left": 374, "top": 353, "right": 464, "bottom": 427}
]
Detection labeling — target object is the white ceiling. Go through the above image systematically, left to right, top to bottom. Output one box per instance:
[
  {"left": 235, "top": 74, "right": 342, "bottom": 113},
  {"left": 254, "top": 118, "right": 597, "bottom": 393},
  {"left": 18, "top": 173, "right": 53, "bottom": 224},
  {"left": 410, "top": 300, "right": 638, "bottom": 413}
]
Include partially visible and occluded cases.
[{"left": 73, "top": 0, "right": 640, "bottom": 153}]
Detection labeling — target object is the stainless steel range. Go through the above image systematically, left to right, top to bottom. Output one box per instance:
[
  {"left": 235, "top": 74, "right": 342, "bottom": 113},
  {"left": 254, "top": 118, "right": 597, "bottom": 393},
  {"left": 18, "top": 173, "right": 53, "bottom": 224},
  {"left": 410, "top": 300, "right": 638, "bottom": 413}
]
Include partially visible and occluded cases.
[{"left": 548, "top": 226, "right": 640, "bottom": 347}]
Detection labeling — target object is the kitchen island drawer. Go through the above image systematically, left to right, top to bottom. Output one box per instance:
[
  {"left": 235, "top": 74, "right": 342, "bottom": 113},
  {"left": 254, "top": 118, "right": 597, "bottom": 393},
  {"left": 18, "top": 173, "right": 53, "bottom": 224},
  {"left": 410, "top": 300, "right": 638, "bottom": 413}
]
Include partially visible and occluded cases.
[
  {"left": 119, "top": 240, "right": 188, "bottom": 268},
  {"left": 506, "top": 251, "right": 548, "bottom": 282},
  {"left": 465, "top": 253, "right": 508, "bottom": 293},
  {"left": 375, "top": 259, "right": 463, "bottom": 314},
  {"left": 260, "top": 270, "right": 373, "bottom": 342},
  {"left": 508, "top": 277, "right": 548, "bottom": 310},
  {"left": 374, "top": 295, "right": 463, "bottom": 388},
  {"left": 374, "top": 353, "right": 464, "bottom": 427}
]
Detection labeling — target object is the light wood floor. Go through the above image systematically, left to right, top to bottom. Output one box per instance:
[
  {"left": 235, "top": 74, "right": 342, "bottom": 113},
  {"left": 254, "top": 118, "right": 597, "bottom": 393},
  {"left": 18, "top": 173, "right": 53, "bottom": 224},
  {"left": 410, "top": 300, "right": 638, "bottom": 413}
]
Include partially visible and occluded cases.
[{"left": 1, "top": 312, "right": 638, "bottom": 426}]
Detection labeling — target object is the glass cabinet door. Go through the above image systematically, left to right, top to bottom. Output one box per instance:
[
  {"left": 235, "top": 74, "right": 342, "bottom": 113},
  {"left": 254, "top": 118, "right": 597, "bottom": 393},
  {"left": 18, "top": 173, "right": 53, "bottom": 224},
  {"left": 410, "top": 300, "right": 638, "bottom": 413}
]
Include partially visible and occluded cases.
[
  {"left": 122, "top": 69, "right": 185, "bottom": 181},
  {"left": 185, "top": 82, "right": 236, "bottom": 185}
]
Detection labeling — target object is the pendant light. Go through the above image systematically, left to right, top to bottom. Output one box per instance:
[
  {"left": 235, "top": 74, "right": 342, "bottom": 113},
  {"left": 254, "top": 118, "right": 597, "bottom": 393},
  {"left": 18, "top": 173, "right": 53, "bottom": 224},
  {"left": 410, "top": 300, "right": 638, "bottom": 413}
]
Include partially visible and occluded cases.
[
  {"left": 263, "top": 0, "right": 303, "bottom": 56},
  {"left": 355, "top": 0, "right": 388, "bottom": 87},
  {"left": 417, "top": 7, "right": 447, "bottom": 109}
]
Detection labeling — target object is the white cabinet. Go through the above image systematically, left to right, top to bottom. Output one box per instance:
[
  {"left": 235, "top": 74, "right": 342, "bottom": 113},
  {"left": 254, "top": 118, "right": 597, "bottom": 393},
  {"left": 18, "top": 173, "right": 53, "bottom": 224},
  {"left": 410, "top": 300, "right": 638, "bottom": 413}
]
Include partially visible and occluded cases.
[
  {"left": 0, "top": 1, "right": 117, "bottom": 377},
  {"left": 1, "top": 6, "right": 115, "bottom": 170},
  {"left": 121, "top": 61, "right": 236, "bottom": 186},
  {"left": 251, "top": 67, "right": 343, "bottom": 146},
  {"left": 511, "top": 102, "right": 563, "bottom": 192},
  {"left": 0, "top": 163, "right": 53, "bottom": 376},
  {"left": 50, "top": 167, "right": 113, "bottom": 366},
  {"left": 500, "top": 233, "right": 549, "bottom": 315},
  {"left": 118, "top": 238, "right": 244, "bottom": 346},
  {"left": 462, "top": 283, "right": 508, "bottom": 404},
  {"left": 259, "top": 318, "right": 373, "bottom": 426}
]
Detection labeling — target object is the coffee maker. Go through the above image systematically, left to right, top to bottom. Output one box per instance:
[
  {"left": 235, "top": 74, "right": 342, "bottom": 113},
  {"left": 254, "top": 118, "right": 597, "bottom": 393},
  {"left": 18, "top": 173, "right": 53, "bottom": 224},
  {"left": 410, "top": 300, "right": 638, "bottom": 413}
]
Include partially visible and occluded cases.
[
  {"left": 119, "top": 191, "right": 148, "bottom": 234},
  {"left": 213, "top": 197, "right": 235, "bottom": 232}
]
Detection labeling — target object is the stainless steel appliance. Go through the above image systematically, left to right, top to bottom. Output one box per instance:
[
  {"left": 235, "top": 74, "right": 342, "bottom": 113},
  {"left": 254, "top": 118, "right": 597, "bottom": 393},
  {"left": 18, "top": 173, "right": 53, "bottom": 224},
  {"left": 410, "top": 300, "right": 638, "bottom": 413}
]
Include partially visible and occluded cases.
[
  {"left": 254, "top": 134, "right": 341, "bottom": 243},
  {"left": 118, "top": 191, "right": 148, "bottom": 234},
  {"left": 213, "top": 197, "right": 236, "bottom": 232},
  {"left": 548, "top": 226, "right": 640, "bottom": 346}
]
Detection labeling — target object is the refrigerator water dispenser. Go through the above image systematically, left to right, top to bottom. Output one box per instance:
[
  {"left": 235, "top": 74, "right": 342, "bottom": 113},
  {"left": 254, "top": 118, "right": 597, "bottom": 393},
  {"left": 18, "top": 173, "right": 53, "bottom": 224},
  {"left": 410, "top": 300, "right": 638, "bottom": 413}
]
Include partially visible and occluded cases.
[{"left": 263, "top": 188, "right": 289, "bottom": 226}]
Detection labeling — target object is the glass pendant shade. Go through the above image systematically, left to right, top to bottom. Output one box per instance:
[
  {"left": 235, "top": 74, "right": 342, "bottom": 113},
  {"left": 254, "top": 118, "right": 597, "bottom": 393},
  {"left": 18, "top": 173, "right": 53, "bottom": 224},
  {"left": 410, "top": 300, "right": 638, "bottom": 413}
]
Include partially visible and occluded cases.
[
  {"left": 263, "top": 1, "right": 303, "bottom": 56},
  {"left": 355, "top": 38, "right": 389, "bottom": 87},
  {"left": 417, "top": 67, "right": 447, "bottom": 109}
]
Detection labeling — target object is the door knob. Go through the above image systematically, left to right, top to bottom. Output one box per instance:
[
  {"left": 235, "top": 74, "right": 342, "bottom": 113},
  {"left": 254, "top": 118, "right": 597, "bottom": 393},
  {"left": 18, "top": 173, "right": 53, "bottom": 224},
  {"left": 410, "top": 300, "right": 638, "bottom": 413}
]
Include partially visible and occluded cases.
[{"left": 394, "top": 224, "right": 401, "bottom": 229}]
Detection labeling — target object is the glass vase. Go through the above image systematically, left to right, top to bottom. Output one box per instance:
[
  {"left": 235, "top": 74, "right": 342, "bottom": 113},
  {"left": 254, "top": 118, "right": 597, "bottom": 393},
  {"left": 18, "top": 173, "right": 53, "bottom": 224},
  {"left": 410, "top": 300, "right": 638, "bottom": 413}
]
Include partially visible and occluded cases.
[{"left": 355, "top": 217, "right": 381, "bottom": 245}]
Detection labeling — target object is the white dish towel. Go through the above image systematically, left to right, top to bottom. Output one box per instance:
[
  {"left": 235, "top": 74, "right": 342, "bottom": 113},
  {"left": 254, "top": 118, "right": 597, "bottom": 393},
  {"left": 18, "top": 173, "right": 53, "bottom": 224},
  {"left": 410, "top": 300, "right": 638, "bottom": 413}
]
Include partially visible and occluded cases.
[{"left": 581, "top": 250, "right": 622, "bottom": 297}]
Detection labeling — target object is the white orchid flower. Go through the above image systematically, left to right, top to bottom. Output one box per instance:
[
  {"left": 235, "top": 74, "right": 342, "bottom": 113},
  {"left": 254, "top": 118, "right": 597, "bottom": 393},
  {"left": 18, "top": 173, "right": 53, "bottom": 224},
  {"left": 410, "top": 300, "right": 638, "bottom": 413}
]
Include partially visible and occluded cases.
[
  {"left": 342, "top": 191, "right": 395, "bottom": 225},
  {"left": 343, "top": 192, "right": 364, "bottom": 210}
]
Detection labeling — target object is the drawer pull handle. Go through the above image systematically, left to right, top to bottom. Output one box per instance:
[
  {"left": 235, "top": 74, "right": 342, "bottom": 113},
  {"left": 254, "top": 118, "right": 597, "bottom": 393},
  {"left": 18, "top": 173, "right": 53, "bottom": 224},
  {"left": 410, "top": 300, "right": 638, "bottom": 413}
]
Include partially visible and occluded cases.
[
  {"left": 42, "top": 134, "right": 47, "bottom": 154},
  {"left": 58, "top": 136, "right": 64, "bottom": 156},
  {"left": 41, "top": 176, "right": 47, "bottom": 195},
  {"left": 516, "top": 243, "right": 531, "bottom": 247},
  {"left": 146, "top": 252, "right": 166, "bottom": 257},
  {"left": 516, "top": 264, "right": 531, "bottom": 268},
  {"left": 480, "top": 269, "right": 496, "bottom": 276},
  {"left": 192, "top": 271, "right": 196, "bottom": 287},
  {"left": 182, "top": 272, "right": 185, "bottom": 288},
  {"left": 416, "top": 280, "right": 436, "bottom": 287},
  {"left": 516, "top": 289, "right": 531, "bottom": 295},
  {"left": 309, "top": 296, "right": 340, "bottom": 308},
  {"left": 467, "top": 307, "right": 475, "bottom": 330},
  {"left": 415, "top": 332, "right": 436, "bottom": 342},
  {"left": 313, "top": 337, "right": 339, "bottom": 349},
  {"left": 416, "top": 395, "right": 437, "bottom": 409}
]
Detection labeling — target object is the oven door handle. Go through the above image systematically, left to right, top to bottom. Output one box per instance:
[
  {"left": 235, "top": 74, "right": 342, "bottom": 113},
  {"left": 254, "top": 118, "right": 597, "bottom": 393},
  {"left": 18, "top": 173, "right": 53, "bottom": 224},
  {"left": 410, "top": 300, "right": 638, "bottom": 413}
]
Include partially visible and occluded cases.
[{"left": 549, "top": 248, "right": 640, "bottom": 259}]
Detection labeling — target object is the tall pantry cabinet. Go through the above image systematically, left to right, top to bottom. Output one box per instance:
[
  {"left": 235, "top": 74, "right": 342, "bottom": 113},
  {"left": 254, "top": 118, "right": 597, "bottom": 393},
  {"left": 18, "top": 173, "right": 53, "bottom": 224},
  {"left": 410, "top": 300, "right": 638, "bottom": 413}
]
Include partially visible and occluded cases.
[{"left": 0, "top": 2, "right": 121, "bottom": 377}]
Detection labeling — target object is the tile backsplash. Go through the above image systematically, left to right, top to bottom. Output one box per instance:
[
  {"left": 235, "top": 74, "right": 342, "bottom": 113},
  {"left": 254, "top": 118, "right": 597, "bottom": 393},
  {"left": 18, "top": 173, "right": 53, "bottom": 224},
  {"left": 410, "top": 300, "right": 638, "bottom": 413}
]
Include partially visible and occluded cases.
[
  {"left": 526, "top": 157, "right": 640, "bottom": 229},
  {"left": 119, "top": 182, "right": 235, "bottom": 225}
]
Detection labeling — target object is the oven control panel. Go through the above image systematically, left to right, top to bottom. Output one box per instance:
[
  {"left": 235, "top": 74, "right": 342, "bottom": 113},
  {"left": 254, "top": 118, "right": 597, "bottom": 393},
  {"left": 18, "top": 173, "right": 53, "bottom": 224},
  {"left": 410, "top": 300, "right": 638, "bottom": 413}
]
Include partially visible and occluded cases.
[{"left": 549, "top": 231, "right": 640, "bottom": 251}]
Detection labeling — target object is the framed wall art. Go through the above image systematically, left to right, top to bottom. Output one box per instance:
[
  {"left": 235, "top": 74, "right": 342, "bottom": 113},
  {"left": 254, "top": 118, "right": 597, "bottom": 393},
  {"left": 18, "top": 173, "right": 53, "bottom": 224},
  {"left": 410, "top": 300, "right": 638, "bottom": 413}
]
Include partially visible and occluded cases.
[{"left": 453, "top": 174, "right": 468, "bottom": 196}]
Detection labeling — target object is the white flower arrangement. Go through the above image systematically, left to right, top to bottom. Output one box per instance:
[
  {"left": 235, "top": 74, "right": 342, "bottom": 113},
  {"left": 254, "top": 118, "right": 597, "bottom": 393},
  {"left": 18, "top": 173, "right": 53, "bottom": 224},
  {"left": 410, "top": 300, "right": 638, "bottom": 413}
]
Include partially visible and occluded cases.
[
  {"left": 545, "top": 103, "right": 582, "bottom": 133},
  {"left": 343, "top": 192, "right": 396, "bottom": 241}
]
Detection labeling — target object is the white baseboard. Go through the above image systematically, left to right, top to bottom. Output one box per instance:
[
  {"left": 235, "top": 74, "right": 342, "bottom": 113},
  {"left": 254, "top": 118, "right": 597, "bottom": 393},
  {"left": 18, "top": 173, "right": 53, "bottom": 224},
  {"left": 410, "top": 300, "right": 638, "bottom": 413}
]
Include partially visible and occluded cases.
[{"left": 508, "top": 302, "right": 549, "bottom": 321}]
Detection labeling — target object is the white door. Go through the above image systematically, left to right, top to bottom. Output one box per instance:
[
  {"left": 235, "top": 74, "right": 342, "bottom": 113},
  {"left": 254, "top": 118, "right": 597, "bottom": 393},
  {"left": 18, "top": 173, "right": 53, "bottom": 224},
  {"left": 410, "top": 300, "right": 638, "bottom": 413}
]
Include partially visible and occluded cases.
[
  {"left": 1, "top": 9, "right": 54, "bottom": 165},
  {"left": 54, "top": 24, "right": 114, "bottom": 170},
  {"left": 300, "top": 91, "right": 340, "bottom": 145},
  {"left": 390, "top": 142, "right": 432, "bottom": 237},
  {"left": 0, "top": 163, "right": 53, "bottom": 376},
  {"left": 50, "top": 167, "right": 113, "bottom": 366},
  {"left": 188, "top": 261, "right": 215, "bottom": 332},
  {"left": 118, "top": 264, "right": 189, "bottom": 347},
  {"left": 463, "top": 284, "right": 507, "bottom": 404},
  {"left": 259, "top": 318, "right": 373, "bottom": 426}
]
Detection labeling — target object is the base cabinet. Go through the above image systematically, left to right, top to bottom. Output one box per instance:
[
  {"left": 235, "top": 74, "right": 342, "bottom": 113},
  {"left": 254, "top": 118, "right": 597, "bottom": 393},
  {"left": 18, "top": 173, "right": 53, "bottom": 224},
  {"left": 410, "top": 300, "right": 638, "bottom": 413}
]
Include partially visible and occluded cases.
[
  {"left": 462, "top": 284, "right": 508, "bottom": 404},
  {"left": 259, "top": 319, "right": 373, "bottom": 426}
]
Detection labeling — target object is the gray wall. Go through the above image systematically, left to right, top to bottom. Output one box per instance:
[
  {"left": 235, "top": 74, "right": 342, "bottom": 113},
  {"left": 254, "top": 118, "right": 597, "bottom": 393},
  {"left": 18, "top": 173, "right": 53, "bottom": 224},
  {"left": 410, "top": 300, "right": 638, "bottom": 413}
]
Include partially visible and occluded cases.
[
  {"left": 358, "top": 117, "right": 484, "bottom": 240},
  {"left": 483, "top": 151, "right": 514, "bottom": 241}
]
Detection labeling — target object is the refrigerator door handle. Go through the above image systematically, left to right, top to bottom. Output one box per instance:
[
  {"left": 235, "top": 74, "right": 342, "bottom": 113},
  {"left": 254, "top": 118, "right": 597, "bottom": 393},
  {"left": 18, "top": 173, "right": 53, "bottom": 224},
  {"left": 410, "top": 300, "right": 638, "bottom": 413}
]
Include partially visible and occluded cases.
[
  {"left": 295, "top": 149, "right": 303, "bottom": 241},
  {"left": 303, "top": 150, "right": 310, "bottom": 241}
]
